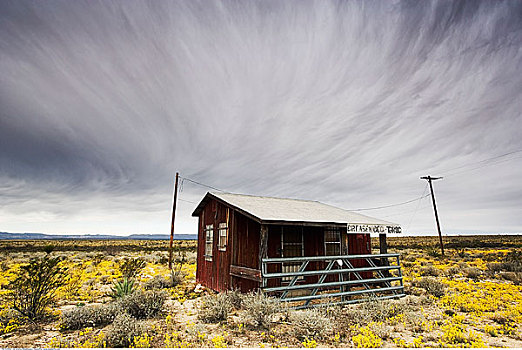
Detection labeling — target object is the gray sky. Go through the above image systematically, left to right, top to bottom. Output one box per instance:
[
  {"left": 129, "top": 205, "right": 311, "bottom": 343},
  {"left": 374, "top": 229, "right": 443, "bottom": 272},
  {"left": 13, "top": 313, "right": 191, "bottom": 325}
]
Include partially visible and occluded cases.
[{"left": 1, "top": 0, "right": 521, "bottom": 236}]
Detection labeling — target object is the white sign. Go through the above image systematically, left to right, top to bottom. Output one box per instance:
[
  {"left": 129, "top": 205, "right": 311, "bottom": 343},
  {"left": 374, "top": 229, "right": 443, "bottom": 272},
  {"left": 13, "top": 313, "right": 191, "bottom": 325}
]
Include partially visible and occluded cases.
[{"left": 347, "top": 224, "right": 401, "bottom": 234}]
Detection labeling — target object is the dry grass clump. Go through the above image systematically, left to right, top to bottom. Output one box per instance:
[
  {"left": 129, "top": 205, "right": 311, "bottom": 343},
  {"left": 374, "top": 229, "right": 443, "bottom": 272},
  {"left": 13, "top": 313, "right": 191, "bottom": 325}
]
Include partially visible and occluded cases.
[
  {"left": 487, "top": 251, "right": 522, "bottom": 278},
  {"left": 420, "top": 265, "right": 441, "bottom": 277},
  {"left": 445, "top": 266, "right": 461, "bottom": 276},
  {"left": 463, "top": 267, "right": 482, "bottom": 280},
  {"left": 144, "top": 269, "right": 184, "bottom": 290},
  {"left": 169, "top": 269, "right": 185, "bottom": 287},
  {"left": 499, "top": 272, "right": 522, "bottom": 285},
  {"left": 143, "top": 275, "right": 171, "bottom": 290},
  {"left": 414, "top": 277, "right": 445, "bottom": 297},
  {"left": 225, "top": 289, "right": 243, "bottom": 309},
  {"left": 61, "top": 290, "right": 165, "bottom": 330},
  {"left": 118, "top": 290, "right": 166, "bottom": 319},
  {"left": 197, "top": 290, "right": 245, "bottom": 323},
  {"left": 198, "top": 292, "right": 234, "bottom": 323},
  {"left": 239, "top": 292, "right": 282, "bottom": 329},
  {"left": 342, "top": 297, "right": 399, "bottom": 325},
  {"left": 61, "top": 303, "right": 118, "bottom": 330},
  {"left": 288, "top": 308, "right": 333, "bottom": 340},
  {"left": 104, "top": 313, "right": 143, "bottom": 348},
  {"left": 367, "top": 320, "right": 392, "bottom": 339}
]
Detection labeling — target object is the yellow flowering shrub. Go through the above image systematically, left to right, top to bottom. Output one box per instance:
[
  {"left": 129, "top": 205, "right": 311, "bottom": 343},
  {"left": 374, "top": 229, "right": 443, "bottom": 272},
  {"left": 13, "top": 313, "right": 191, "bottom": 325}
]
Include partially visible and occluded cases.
[
  {"left": 438, "top": 318, "right": 485, "bottom": 348},
  {"left": 351, "top": 325, "right": 383, "bottom": 348},
  {"left": 131, "top": 333, "right": 151, "bottom": 348},
  {"left": 211, "top": 334, "right": 227, "bottom": 348},
  {"left": 302, "top": 337, "right": 318, "bottom": 348}
]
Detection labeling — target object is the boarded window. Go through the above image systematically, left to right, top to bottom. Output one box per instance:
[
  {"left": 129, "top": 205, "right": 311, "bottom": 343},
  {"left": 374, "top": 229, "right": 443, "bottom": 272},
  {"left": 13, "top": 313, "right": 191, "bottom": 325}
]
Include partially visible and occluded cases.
[
  {"left": 218, "top": 222, "right": 228, "bottom": 251},
  {"left": 205, "top": 224, "right": 213, "bottom": 260},
  {"left": 324, "top": 227, "right": 341, "bottom": 256}
]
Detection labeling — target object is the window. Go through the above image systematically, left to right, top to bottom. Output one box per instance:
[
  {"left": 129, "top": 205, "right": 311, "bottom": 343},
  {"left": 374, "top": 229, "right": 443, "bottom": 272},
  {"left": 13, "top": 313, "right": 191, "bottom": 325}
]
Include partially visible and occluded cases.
[
  {"left": 218, "top": 222, "right": 228, "bottom": 251},
  {"left": 204, "top": 224, "right": 213, "bottom": 260},
  {"left": 281, "top": 226, "right": 304, "bottom": 282},
  {"left": 324, "top": 227, "right": 341, "bottom": 256}
]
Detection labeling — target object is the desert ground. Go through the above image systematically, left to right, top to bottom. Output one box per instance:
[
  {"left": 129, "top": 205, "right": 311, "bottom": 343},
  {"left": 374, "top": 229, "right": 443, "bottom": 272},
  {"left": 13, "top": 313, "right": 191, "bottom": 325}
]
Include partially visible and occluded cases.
[{"left": 0, "top": 235, "right": 521, "bottom": 348}]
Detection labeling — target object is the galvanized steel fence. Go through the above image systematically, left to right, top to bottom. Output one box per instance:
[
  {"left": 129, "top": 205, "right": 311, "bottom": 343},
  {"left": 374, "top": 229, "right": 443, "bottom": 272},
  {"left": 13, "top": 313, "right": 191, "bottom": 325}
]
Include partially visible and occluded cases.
[{"left": 261, "top": 253, "right": 405, "bottom": 309}]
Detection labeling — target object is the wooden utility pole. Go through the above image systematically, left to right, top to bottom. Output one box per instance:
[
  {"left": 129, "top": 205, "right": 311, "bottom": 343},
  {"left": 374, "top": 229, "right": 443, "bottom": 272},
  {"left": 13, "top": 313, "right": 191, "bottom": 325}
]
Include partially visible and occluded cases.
[
  {"left": 168, "top": 172, "right": 179, "bottom": 269},
  {"left": 421, "top": 175, "right": 444, "bottom": 256}
]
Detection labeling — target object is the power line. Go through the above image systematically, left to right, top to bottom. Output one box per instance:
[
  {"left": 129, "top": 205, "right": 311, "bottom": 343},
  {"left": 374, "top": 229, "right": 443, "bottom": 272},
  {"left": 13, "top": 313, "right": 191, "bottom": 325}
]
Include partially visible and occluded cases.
[
  {"left": 439, "top": 149, "right": 522, "bottom": 176},
  {"left": 445, "top": 155, "right": 522, "bottom": 178},
  {"left": 180, "top": 175, "right": 434, "bottom": 212},
  {"left": 180, "top": 176, "right": 225, "bottom": 192},
  {"left": 404, "top": 182, "right": 429, "bottom": 233},
  {"left": 347, "top": 193, "right": 431, "bottom": 212},
  {"left": 178, "top": 198, "right": 197, "bottom": 204},
  {"left": 381, "top": 200, "right": 432, "bottom": 219}
]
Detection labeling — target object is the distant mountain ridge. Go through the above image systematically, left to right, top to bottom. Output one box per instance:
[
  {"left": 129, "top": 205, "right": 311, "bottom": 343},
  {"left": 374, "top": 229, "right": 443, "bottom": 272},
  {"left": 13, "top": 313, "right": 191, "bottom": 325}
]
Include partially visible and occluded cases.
[{"left": 0, "top": 232, "right": 196, "bottom": 240}]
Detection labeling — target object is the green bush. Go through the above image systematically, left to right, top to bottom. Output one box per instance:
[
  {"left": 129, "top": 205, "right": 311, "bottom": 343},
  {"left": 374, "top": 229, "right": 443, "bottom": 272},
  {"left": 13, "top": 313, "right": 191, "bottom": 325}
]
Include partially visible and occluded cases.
[
  {"left": 8, "top": 256, "right": 68, "bottom": 320},
  {"left": 119, "top": 258, "right": 147, "bottom": 279},
  {"left": 109, "top": 278, "right": 136, "bottom": 299},
  {"left": 118, "top": 290, "right": 166, "bottom": 319},
  {"left": 61, "top": 303, "right": 118, "bottom": 330},
  {"left": 104, "top": 313, "right": 143, "bottom": 348}
]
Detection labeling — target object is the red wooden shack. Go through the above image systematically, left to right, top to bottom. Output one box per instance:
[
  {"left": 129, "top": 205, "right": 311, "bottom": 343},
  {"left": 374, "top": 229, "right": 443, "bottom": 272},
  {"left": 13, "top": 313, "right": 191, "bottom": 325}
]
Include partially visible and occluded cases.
[{"left": 192, "top": 192, "right": 402, "bottom": 293}]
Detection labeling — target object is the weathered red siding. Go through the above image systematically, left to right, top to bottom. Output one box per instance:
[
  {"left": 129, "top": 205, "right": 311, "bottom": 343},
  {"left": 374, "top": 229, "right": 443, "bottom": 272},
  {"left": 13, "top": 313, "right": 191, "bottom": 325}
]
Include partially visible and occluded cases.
[
  {"left": 196, "top": 198, "right": 234, "bottom": 292},
  {"left": 230, "top": 212, "right": 260, "bottom": 292},
  {"left": 348, "top": 233, "right": 372, "bottom": 279}
]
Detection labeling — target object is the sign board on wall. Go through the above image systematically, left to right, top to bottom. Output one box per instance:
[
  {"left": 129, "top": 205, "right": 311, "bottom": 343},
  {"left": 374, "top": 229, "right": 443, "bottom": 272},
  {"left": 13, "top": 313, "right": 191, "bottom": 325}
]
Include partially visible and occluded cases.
[{"left": 347, "top": 224, "right": 401, "bottom": 234}]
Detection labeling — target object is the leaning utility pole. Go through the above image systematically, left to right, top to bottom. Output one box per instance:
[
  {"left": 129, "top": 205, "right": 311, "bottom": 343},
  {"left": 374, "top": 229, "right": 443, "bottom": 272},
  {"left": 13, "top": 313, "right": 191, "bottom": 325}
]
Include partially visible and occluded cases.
[
  {"left": 168, "top": 172, "right": 180, "bottom": 269},
  {"left": 421, "top": 175, "right": 444, "bottom": 256}
]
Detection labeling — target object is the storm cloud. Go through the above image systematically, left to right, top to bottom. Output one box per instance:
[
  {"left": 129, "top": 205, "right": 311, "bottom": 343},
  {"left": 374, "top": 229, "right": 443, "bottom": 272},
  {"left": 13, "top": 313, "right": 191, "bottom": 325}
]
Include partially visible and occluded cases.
[{"left": 1, "top": 0, "right": 521, "bottom": 235}]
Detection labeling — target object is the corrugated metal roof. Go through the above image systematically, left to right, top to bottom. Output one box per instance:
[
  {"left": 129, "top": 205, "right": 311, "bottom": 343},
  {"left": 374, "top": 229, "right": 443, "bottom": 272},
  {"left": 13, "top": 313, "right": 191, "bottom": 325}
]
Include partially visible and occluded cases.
[{"left": 192, "top": 192, "right": 398, "bottom": 226}]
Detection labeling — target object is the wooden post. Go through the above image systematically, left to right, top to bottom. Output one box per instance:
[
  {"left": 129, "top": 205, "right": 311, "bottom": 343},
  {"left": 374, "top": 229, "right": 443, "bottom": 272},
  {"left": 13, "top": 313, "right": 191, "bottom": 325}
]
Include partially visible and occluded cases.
[
  {"left": 168, "top": 172, "right": 179, "bottom": 270},
  {"left": 421, "top": 176, "right": 444, "bottom": 256},
  {"left": 259, "top": 224, "right": 268, "bottom": 288},
  {"left": 379, "top": 233, "right": 390, "bottom": 277},
  {"left": 379, "top": 233, "right": 388, "bottom": 254}
]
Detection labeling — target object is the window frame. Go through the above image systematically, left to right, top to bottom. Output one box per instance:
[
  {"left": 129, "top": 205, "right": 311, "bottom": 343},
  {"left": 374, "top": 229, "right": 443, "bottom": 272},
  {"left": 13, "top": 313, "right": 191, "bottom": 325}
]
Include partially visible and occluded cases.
[
  {"left": 218, "top": 222, "right": 228, "bottom": 251},
  {"left": 204, "top": 224, "right": 214, "bottom": 261},
  {"left": 281, "top": 226, "right": 304, "bottom": 282},
  {"left": 324, "top": 226, "right": 342, "bottom": 256}
]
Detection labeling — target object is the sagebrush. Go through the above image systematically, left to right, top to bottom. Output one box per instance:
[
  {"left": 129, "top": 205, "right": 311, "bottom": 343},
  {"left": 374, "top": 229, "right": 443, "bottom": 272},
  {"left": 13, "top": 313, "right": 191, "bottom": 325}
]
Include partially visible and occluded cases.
[
  {"left": 118, "top": 290, "right": 166, "bottom": 319},
  {"left": 240, "top": 292, "right": 282, "bottom": 329},
  {"left": 288, "top": 309, "right": 333, "bottom": 340},
  {"left": 104, "top": 313, "right": 143, "bottom": 348}
]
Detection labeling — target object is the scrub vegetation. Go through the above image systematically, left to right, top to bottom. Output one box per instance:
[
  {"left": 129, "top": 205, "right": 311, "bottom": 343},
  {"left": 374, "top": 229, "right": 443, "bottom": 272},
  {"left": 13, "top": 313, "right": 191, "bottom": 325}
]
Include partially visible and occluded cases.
[{"left": 0, "top": 236, "right": 521, "bottom": 348}]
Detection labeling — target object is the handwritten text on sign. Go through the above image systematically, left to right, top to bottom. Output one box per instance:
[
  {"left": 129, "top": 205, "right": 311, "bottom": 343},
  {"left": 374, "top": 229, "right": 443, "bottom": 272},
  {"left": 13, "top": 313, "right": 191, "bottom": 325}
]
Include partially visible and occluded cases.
[{"left": 347, "top": 224, "right": 402, "bottom": 234}]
